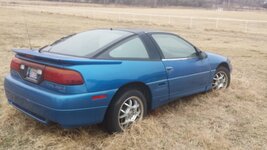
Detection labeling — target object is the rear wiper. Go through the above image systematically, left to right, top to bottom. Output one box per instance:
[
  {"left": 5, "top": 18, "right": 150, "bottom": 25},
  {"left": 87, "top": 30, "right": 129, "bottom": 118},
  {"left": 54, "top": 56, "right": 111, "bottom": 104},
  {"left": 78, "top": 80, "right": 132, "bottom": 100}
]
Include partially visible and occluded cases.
[
  {"left": 38, "top": 33, "right": 76, "bottom": 52},
  {"left": 50, "top": 33, "right": 76, "bottom": 46},
  {"left": 39, "top": 44, "right": 49, "bottom": 52}
]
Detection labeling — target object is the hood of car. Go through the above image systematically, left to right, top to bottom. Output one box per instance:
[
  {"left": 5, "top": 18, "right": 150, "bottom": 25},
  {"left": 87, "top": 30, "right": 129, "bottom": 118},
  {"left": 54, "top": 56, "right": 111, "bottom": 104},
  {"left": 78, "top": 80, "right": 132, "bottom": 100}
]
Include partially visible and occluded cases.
[
  {"left": 205, "top": 51, "right": 231, "bottom": 71},
  {"left": 205, "top": 51, "right": 227, "bottom": 61}
]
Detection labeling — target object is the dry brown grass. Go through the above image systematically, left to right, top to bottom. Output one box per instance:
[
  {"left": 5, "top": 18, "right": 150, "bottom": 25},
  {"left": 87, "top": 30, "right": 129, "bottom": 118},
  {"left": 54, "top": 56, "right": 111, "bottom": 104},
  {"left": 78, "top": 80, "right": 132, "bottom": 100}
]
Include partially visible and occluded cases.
[{"left": 0, "top": 1, "right": 267, "bottom": 149}]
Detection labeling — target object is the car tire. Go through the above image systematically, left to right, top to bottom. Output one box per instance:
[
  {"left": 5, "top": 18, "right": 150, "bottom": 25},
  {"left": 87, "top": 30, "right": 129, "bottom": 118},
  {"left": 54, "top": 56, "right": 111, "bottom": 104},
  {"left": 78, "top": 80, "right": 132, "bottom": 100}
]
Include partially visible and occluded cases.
[
  {"left": 212, "top": 66, "right": 231, "bottom": 90},
  {"left": 104, "top": 89, "right": 147, "bottom": 133}
]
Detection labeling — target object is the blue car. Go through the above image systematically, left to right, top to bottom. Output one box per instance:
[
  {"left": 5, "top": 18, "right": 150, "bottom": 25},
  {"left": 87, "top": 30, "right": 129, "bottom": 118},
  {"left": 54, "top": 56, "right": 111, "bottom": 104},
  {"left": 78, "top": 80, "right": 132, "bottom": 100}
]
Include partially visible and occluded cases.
[{"left": 4, "top": 29, "right": 232, "bottom": 133}]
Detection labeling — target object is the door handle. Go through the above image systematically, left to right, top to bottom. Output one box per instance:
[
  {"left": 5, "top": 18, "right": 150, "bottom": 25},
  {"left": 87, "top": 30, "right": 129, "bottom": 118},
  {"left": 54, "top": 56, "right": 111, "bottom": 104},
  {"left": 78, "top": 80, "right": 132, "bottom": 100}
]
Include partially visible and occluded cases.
[{"left": 166, "top": 67, "right": 174, "bottom": 72}]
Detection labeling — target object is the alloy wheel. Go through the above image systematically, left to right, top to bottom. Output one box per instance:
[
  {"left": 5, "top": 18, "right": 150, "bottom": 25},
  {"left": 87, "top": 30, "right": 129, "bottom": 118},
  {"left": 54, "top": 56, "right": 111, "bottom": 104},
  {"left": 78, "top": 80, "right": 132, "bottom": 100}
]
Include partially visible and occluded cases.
[
  {"left": 212, "top": 71, "right": 228, "bottom": 90},
  {"left": 118, "top": 96, "right": 144, "bottom": 130}
]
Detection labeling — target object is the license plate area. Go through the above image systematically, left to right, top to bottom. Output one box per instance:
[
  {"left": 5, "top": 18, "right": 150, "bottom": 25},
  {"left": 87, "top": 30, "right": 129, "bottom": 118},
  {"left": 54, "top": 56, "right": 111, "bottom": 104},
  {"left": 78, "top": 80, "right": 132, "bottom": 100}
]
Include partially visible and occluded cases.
[
  {"left": 18, "top": 62, "right": 45, "bottom": 84},
  {"left": 25, "top": 67, "right": 43, "bottom": 83}
]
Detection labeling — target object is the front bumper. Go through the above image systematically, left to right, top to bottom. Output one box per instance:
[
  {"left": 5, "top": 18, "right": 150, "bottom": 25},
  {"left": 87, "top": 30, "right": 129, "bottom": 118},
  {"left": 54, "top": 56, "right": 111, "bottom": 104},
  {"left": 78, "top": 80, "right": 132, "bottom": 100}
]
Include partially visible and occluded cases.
[{"left": 4, "top": 74, "right": 116, "bottom": 128}]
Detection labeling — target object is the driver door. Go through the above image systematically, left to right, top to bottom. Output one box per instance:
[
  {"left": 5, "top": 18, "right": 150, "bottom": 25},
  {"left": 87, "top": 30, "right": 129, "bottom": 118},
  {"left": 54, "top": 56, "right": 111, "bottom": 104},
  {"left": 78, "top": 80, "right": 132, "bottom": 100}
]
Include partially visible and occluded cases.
[{"left": 151, "top": 33, "right": 211, "bottom": 100}]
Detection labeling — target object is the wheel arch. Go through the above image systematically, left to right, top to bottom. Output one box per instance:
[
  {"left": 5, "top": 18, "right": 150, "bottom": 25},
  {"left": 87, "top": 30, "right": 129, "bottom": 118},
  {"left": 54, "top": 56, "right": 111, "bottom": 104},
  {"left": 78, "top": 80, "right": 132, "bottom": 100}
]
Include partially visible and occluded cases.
[
  {"left": 212, "top": 61, "right": 231, "bottom": 89},
  {"left": 217, "top": 62, "right": 230, "bottom": 71},
  {"left": 107, "top": 81, "right": 152, "bottom": 112}
]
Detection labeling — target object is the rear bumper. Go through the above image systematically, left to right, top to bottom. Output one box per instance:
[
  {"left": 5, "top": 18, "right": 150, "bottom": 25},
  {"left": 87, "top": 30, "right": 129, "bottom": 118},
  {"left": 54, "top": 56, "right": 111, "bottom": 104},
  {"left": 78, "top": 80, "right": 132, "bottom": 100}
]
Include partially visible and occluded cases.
[{"left": 4, "top": 74, "right": 116, "bottom": 128}]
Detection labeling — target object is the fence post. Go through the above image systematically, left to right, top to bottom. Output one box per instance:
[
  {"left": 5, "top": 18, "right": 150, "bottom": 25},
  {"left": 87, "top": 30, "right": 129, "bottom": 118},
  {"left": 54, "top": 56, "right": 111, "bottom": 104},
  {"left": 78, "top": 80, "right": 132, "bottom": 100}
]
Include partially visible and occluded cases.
[
  {"left": 92, "top": 10, "right": 95, "bottom": 20},
  {"left": 118, "top": 13, "right": 121, "bottom": 22},
  {"left": 132, "top": 14, "right": 135, "bottom": 22},
  {"left": 189, "top": 17, "right": 193, "bottom": 28},
  {"left": 216, "top": 18, "right": 219, "bottom": 29},
  {"left": 245, "top": 21, "right": 248, "bottom": 33}
]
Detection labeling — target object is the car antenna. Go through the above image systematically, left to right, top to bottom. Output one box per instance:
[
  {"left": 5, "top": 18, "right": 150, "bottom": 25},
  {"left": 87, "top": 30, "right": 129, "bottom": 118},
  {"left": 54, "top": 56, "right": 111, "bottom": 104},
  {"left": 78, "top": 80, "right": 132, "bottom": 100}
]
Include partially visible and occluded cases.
[{"left": 23, "top": 15, "right": 32, "bottom": 50}]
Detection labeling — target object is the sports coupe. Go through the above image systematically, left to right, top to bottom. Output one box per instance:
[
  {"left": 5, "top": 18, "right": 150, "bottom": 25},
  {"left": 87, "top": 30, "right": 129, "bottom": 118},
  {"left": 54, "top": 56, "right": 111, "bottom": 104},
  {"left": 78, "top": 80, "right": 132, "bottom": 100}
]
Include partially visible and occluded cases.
[{"left": 4, "top": 29, "right": 232, "bottom": 133}]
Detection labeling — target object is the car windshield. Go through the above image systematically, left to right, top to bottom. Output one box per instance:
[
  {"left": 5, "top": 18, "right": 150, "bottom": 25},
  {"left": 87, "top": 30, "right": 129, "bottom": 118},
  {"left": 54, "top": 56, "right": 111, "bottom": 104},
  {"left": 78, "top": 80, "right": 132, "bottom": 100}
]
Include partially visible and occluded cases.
[{"left": 40, "top": 29, "right": 132, "bottom": 57}]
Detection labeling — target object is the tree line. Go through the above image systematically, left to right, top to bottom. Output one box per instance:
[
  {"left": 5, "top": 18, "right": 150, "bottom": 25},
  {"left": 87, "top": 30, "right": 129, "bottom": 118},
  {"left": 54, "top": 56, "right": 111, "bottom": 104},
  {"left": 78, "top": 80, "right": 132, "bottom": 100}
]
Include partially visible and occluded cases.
[{"left": 47, "top": 0, "right": 267, "bottom": 8}]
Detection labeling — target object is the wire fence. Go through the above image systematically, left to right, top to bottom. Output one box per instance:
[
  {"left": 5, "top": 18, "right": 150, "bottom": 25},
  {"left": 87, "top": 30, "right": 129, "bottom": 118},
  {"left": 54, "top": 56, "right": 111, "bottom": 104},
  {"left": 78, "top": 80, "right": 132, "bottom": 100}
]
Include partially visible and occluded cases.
[
  {"left": 2, "top": 2, "right": 267, "bottom": 34},
  {"left": 40, "top": 8, "right": 267, "bottom": 34},
  {"left": 83, "top": 10, "right": 267, "bottom": 34}
]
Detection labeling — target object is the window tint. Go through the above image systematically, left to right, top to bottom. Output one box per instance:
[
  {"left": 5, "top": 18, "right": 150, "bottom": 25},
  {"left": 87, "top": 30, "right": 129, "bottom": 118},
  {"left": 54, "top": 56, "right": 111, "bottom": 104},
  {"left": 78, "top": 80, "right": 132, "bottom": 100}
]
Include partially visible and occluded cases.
[
  {"left": 41, "top": 30, "right": 132, "bottom": 57},
  {"left": 152, "top": 34, "right": 196, "bottom": 59},
  {"left": 100, "top": 37, "right": 149, "bottom": 59}
]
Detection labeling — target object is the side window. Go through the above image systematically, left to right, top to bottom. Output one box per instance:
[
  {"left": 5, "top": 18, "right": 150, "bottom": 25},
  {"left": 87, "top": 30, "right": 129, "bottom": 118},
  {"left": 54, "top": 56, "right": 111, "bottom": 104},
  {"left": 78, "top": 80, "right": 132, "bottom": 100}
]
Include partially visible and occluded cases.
[
  {"left": 152, "top": 34, "right": 197, "bottom": 59},
  {"left": 98, "top": 37, "right": 149, "bottom": 59}
]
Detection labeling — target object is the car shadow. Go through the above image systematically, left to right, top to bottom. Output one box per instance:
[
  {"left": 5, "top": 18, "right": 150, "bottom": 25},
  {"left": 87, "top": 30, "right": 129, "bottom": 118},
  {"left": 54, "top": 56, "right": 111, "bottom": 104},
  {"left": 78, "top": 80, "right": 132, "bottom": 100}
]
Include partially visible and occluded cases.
[{"left": 8, "top": 90, "right": 218, "bottom": 139}]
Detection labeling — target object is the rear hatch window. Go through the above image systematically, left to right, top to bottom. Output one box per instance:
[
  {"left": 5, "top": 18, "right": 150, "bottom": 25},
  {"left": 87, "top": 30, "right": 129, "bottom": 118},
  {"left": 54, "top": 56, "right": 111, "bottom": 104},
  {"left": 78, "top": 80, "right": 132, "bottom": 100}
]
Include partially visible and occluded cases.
[{"left": 41, "top": 29, "right": 132, "bottom": 57}]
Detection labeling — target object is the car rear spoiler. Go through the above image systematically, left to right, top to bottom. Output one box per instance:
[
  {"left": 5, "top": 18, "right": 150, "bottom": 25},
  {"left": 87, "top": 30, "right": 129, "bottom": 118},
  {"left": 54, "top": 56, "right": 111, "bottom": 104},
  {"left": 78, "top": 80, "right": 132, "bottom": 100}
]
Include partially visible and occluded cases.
[{"left": 12, "top": 49, "right": 122, "bottom": 65}]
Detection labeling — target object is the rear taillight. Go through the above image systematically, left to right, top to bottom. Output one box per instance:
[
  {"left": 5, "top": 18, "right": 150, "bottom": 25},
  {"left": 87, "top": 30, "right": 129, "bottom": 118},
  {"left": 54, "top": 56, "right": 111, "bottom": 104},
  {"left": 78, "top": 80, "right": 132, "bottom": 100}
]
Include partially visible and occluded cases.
[
  {"left": 10, "top": 57, "right": 22, "bottom": 71},
  {"left": 10, "top": 57, "right": 83, "bottom": 85},
  {"left": 44, "top": 66, "right": 84, "bottom": 85}
]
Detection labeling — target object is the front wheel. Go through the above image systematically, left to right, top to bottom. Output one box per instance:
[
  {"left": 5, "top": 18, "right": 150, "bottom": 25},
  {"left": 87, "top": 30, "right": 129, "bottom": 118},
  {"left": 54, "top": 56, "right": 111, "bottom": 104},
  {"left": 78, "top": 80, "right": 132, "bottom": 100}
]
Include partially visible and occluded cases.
[
  {"left": 212, "top": 67, "right": 230, "bottom": 90},
  {"left": 104, "top": 89, "right": 147, "bottom": 133}
]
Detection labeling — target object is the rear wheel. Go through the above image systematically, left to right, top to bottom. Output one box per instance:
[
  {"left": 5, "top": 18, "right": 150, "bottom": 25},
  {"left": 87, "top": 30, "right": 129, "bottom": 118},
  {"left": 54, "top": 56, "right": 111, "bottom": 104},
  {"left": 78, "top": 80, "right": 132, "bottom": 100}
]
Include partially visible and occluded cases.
[
  {"left": 212, "top": 67, "right": 230, "bottom": 90},
  {"left": 104, "top": 89, "right": 147, "bottom": 133}
]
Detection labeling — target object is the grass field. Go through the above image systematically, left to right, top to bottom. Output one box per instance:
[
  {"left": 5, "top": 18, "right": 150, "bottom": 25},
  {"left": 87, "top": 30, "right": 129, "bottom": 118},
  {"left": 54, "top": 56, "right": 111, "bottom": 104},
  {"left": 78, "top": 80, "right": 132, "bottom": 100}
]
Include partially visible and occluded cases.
[{"left": 0, "top": 1, "right": 267, "bottom": 149}]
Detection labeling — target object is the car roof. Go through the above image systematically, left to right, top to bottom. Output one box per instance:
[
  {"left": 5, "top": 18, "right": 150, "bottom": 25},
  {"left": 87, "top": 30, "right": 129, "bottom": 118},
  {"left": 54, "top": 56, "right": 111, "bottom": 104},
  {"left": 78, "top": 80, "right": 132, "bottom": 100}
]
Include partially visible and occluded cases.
[{"left": 100, "top": 28, "right": 170, "bottom": 34}]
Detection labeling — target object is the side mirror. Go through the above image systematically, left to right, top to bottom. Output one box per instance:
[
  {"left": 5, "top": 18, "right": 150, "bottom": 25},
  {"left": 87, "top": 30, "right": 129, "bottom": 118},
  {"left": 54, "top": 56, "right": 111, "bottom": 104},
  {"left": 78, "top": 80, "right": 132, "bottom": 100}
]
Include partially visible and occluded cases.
[{"left": 198, "top": 51, "right": 207, "bottom": 59}]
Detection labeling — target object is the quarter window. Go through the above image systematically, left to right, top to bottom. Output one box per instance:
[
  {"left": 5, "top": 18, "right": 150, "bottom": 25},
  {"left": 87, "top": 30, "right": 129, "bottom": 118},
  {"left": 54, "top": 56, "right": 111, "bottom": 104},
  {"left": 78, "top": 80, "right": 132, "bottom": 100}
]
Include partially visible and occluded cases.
[
  {"left": 152, "top": 34, "right": 197, "bottom": 59},
  {"left": 99, "top": 37, "right": 149, "bottom": 59}
]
